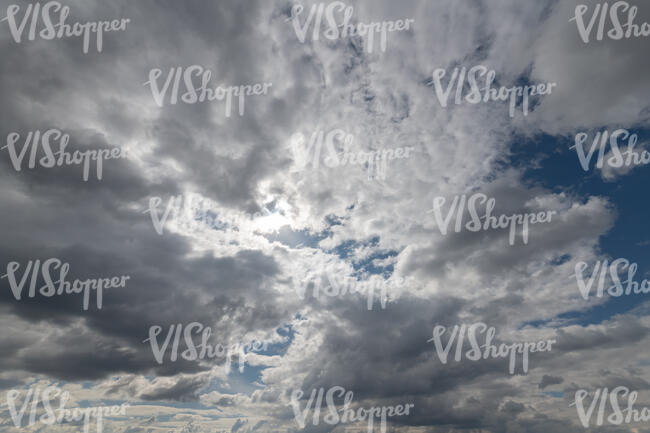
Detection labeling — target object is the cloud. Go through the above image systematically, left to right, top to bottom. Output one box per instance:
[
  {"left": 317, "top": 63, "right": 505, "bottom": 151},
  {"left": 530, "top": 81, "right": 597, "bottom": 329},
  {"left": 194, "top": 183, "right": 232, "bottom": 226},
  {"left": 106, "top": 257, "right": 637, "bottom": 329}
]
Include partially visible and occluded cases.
[
  {"left": 0, "top": 0, "right": 649, "bottom": 432},
  {"left": 539, "top": 374, "right": 564, "bottom": 389}
]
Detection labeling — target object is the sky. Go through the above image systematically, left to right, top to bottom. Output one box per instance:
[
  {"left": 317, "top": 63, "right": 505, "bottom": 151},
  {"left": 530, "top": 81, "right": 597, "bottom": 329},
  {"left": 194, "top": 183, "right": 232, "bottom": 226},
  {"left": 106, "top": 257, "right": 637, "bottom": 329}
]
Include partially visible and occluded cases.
[{"left": 0, "top": 0, "right": 649, "bottom": 432}]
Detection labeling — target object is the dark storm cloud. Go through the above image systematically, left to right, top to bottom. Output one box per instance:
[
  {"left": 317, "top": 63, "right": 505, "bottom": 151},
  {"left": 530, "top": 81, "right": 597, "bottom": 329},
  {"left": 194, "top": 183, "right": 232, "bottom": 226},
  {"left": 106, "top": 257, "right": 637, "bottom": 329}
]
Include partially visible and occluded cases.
[
  {"left": 0, "top": 0, "right": 289, "bottom": 382},
  {"left": 0, "top": 243, "right": 283, "bottom": 381},
  {"left": 140, "top": 374, "right": 210, "bottom": 402},
  {"left": 538, "top": 374, "right": 563, "bottom": 389}
]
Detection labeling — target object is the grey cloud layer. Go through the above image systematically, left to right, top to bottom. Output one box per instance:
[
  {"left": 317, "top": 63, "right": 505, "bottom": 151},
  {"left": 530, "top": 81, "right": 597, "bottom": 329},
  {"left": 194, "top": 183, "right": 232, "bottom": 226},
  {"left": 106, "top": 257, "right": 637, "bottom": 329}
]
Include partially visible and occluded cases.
[{"left": 0, "top": 0, "right": 648, "bottom": 432}]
